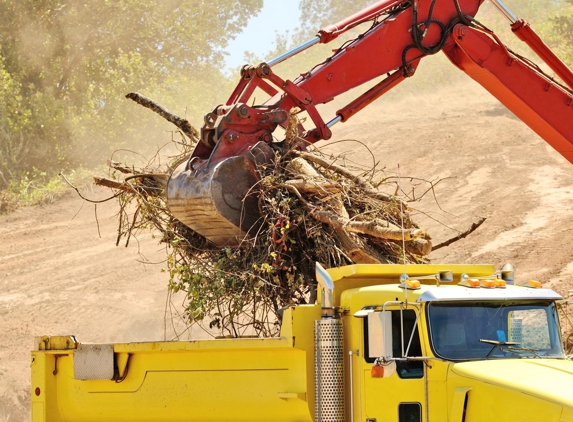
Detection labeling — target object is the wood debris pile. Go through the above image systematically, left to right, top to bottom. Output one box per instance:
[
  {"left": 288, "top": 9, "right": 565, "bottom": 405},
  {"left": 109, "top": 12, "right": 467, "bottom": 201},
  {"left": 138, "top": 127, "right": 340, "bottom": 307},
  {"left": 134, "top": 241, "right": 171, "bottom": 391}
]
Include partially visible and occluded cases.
[{"left": 86, "top": 93, "right": 477, "bottom": 338}]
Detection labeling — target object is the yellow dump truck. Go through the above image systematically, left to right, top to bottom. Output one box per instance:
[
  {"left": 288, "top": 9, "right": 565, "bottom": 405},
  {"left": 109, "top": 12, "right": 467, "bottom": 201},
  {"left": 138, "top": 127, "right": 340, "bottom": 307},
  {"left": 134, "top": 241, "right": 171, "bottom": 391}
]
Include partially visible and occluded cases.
[{"left": 31, "top": 264, "right": 573, "bottom": 421}]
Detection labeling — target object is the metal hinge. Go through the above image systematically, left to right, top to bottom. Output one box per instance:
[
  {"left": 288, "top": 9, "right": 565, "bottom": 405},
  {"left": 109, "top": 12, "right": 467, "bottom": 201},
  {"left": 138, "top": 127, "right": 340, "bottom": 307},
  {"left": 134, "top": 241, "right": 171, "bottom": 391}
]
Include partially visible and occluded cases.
[{"left": 34, "top": 335, "right": 78, "bottom": 351}]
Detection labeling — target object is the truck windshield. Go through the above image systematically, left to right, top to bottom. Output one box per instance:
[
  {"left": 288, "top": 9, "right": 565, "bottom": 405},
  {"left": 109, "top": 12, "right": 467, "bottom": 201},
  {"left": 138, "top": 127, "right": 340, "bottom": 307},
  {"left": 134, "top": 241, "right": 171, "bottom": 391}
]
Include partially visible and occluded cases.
[{"left": 427, "top": 301, "right": 565, "bottom": 360}]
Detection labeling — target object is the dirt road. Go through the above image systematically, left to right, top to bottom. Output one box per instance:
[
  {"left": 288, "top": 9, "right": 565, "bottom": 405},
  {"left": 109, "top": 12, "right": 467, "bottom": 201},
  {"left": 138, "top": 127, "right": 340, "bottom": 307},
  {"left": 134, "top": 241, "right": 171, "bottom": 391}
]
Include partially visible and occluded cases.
[{"left": 2, "top": 79, "right": 573, "bottom": 421}]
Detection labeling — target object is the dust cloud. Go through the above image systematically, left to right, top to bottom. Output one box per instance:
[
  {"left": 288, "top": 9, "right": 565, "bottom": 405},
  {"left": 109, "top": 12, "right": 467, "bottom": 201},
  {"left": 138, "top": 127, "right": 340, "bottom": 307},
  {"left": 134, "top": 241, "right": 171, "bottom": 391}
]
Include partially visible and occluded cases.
[{"left": 2, "top": 1, "right": 573, "bottom": 420}]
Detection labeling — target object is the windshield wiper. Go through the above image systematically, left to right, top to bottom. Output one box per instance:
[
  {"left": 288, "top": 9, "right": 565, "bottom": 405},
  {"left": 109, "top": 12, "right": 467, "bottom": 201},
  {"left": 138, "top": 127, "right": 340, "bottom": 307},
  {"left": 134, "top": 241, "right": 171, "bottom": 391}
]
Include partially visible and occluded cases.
[
  {"left": 479, "top": 338, "right": 520, "bottom": 359},
  {"left": 501, "top": 346, "right": 541, "bottom": 358}
]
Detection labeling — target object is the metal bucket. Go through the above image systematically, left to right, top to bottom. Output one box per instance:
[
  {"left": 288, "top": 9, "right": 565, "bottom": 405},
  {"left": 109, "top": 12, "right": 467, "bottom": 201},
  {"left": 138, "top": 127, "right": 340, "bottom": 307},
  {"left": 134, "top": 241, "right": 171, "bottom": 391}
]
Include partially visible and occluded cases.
[{"left": 166, "top": 142, "right": 274, "bottom": 247}]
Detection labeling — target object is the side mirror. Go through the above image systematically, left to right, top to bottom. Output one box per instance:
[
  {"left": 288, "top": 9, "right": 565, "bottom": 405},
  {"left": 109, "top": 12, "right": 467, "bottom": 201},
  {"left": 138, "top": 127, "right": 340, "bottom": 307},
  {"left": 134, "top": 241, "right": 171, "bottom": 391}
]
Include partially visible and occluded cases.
[
  {"left": 367, "top": 311, "right": 393, "bottom": 359},
  {"left": 368, "top": 311, "right": 396, "bottom": 378}
]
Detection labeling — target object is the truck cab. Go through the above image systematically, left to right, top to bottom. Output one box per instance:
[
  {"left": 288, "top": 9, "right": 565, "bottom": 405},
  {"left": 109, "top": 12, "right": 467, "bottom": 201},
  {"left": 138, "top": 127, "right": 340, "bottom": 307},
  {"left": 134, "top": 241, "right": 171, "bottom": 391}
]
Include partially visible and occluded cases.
[{"left": 330, "top": 264, "right": 573, "bottom": 422}]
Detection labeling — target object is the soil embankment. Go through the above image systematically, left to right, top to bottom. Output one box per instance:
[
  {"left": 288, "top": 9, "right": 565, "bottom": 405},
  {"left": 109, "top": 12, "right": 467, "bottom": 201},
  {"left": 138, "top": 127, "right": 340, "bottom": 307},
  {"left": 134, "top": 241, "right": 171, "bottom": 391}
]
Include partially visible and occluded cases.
[{"left": 2, "top": 80, "right": 573, "bottom": 421}]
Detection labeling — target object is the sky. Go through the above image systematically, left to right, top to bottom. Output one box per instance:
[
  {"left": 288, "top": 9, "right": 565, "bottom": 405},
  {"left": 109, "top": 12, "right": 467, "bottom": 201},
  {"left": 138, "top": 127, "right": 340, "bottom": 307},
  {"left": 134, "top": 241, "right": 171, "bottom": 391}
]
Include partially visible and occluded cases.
[{"left": 225, "top": 0, "right": 302, "bottom": 72}]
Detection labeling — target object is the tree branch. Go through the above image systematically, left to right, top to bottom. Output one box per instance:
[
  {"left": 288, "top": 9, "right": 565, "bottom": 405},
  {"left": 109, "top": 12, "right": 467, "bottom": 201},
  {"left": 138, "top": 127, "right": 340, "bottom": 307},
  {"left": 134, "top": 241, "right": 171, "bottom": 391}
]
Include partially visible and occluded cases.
[
  {"left": 125, "top": 92, "right": 199, "bottom": 141},
  {"left": 292, "top": 151, "right": 405, "bottom": 206},
  {"left": 93, "top": 177, "right": 138, "bottom": 194},
  {"left": 432, "top": 217, "right": 487, "bottom": 251}
]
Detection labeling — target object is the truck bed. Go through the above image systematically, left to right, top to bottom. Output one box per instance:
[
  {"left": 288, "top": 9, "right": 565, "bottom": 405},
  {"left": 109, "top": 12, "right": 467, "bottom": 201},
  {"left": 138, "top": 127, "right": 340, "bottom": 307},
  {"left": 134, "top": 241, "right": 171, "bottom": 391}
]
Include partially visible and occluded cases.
[{"left": 31, "top": 306, "right": 320, "bottom": 422}]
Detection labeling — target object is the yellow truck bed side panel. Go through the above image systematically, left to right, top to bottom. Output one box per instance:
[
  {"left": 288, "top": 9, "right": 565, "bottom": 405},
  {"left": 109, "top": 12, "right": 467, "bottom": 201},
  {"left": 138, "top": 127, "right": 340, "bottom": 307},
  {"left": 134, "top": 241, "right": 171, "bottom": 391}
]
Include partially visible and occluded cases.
[
  {"left": 32, "top": 305, "right": 323, "bottom": 422},
  {"left": 33, "top": 338, "right": 312, "bottom": 422}
]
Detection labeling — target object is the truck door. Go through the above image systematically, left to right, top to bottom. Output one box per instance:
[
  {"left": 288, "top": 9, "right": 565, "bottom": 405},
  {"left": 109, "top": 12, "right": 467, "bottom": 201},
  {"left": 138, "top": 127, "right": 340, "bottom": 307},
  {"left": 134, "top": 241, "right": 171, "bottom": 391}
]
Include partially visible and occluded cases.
[{"left": 361, "top": 308, "right": 426, "bottom": 422}]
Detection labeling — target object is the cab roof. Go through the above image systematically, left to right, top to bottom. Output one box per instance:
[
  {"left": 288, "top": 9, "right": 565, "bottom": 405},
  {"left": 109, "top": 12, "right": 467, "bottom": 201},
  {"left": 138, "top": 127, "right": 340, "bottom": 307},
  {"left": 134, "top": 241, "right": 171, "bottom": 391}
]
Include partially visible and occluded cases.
[{"left": 322, "top": 264, "right": 561, "bottom": 307}]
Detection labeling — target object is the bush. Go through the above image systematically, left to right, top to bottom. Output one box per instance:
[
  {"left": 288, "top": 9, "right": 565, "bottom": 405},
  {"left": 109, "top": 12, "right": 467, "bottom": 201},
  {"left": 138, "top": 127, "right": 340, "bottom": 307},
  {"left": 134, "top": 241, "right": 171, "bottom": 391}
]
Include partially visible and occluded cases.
[{"left": 0, "top": 189, "right": 18, "bottom": 214}]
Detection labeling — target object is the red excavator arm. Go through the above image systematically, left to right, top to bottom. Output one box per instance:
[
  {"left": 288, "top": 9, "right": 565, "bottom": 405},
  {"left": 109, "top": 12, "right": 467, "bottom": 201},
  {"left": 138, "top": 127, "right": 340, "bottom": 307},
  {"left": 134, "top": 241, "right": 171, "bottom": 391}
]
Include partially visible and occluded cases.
[{"left": 167, "top": 0, "right": 573, "bottom": 246}]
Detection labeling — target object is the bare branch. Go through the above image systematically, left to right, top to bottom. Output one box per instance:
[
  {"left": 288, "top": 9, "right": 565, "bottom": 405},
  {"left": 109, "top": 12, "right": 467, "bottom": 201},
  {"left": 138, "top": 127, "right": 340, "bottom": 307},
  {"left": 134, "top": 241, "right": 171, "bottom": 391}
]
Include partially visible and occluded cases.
[
  {"left": 126, "top": 92, "right": 200, "bottom": 142},
  {"left": 292, "top": 150, "right": 405, "bottom": 206},
  {"left": 107, "top": 159, "right": 135, "bottom": 174},
  {"left": 60, "top": 172, "right": 120, "bottom": 204},
  {"left": 93, "top": 177, "right": 138, "bottom": 194},
  {"left": 433, "top": 217, "right": 487, "bottom": 251}
]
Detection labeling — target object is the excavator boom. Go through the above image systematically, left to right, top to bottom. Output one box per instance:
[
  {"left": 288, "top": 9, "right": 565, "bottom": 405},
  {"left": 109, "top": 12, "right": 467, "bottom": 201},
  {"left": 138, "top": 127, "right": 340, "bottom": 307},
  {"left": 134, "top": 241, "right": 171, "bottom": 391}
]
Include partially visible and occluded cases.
[
  {"left": 166, "top": 0, "right": 573, "bottom": 246},
  {"left": 444, "top": 24, "right": 573, "bottom": 162}
]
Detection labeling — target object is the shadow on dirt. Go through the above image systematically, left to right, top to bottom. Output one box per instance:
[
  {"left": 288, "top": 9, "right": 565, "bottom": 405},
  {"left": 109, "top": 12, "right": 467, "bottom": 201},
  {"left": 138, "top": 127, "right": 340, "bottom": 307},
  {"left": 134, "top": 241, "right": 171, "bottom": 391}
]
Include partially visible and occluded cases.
[{"left": 480, "top": 104, "right": 519, "bottom": 120}]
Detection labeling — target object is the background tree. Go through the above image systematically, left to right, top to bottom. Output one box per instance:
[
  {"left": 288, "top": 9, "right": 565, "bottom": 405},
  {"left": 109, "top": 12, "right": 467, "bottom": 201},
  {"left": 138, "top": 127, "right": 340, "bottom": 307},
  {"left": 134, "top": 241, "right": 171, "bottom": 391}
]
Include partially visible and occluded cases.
[
  {"left": 0, "top": 0, "right": 262, "bottom": 189},
  {"left": 0, "top": 0, "right": 569, "bottom": 194},
  {"left": 551, "top": 0, "right": 573, "bottom": 64}
]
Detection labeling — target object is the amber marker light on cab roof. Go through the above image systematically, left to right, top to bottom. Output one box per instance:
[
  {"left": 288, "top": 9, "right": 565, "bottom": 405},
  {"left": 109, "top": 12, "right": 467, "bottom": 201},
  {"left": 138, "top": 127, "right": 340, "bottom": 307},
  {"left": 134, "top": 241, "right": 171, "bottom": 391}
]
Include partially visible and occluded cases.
[
  {"left": 459, "top": 274, "right": 481, "bottom": 288},
  {"left": 460, "top": 274, "right": 508, "bottom": 288},
  {"left": 399, "top": 278, "right": 421, "bottom": 290},
  {"left": 480, "top": 279, "right": 496, "bottom": 288},
  {"left": 494, "top": 279, "right": 507, "bottom": 288},
  {"left": 519, "top": 280, "right": 542, "bottom": 288}
]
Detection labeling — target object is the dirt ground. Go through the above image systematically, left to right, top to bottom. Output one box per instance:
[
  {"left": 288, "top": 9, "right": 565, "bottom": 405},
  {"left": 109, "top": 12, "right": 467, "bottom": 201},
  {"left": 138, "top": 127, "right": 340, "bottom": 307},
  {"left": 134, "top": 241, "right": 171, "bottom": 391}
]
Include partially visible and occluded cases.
[{"left": 2, "top": 79, "right": 573, "bottom": 421}]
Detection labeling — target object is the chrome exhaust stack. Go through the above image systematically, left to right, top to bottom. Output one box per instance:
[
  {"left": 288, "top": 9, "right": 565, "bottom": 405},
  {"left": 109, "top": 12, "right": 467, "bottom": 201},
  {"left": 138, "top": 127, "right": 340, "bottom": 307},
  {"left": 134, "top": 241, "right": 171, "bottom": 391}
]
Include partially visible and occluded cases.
[{"left": 314, "top": 263, "right": 344, "bottom": 422}]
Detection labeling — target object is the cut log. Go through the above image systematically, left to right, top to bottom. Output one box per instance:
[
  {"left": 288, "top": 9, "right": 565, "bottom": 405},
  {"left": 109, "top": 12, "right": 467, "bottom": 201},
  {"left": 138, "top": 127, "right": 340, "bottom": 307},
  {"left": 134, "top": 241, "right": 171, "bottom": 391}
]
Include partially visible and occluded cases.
[
  {"left": 93, "top": 177, "right": 138, "bottom": 194},
  {"left": 284, "top": 179, "right": 341, "bottom": 194},
  {"left": 312, "top": 210, "right": 423, "bottom": 241}
]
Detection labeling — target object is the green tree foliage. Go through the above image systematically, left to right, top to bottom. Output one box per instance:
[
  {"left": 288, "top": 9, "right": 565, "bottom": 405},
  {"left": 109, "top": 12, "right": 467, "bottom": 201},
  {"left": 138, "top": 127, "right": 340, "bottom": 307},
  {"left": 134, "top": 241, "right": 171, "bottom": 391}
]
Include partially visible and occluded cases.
[
  {"left": 0, "top": 0, "right": 262, "bottom": 189},
  {"left": 296, "top": 0, "right": 373, "bottom": 39},
  {"left": 476, "top": 0, "right": 567, "bottom": 46},
  {"left": 551, "top": 0, "right": 573, "bottom": 63},
  {"left": 476, "top": 1, "right": 571, "bottom": 85}
]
